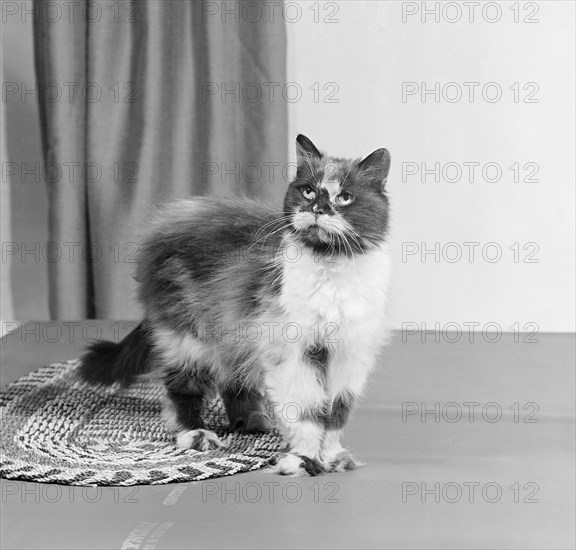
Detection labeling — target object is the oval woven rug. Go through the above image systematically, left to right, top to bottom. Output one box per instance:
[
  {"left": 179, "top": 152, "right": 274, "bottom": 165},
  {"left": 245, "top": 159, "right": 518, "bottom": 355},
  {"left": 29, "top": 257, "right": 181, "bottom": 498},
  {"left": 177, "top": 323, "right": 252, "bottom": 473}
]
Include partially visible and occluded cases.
[{"left": 0, "top": 360, "right": 282, "bottom": 486}]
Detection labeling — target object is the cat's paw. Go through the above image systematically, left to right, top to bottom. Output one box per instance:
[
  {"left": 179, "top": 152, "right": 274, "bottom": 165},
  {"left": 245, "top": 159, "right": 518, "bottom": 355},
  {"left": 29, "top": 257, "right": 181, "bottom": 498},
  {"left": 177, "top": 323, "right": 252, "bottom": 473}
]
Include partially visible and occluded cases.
[
  {"left": 230, "top": 411, "right": 273, "bottom": 433},
  {"left": 176, "top": 429, "right": 226, "bottom": 451},
  {"left": 326, "top": 451, "right": 361, "bottom": 473},
  {"left": 268, "top": 453, "right": 325, "bottom": 476}
]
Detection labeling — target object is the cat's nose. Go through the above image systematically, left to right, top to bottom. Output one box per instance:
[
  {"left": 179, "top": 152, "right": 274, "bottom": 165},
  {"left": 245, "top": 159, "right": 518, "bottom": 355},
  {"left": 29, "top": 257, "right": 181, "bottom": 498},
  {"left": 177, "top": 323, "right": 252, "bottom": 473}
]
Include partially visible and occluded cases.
[{"left": 312, "top": 198, "right": 331, "bottom": 215}]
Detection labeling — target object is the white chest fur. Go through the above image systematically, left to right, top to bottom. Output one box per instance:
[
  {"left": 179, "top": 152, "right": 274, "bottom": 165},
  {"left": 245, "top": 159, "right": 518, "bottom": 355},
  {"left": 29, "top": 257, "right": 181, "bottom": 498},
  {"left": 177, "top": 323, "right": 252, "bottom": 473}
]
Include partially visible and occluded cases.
[{"left": 276, "top": 240, "right": 391, "bottom": 397}]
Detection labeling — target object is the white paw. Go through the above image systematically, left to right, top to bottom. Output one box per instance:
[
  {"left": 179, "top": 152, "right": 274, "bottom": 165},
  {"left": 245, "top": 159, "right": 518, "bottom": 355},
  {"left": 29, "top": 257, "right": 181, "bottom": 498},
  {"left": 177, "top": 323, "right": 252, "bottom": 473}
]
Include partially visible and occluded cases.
[
  {"left": 176, "top": 429, "right": 226, "bottom": 451},
  {"left": 323, "top": 451, "right": 361, "bottom": 472},
  {"left": 267, "top": 453, "right": 325, "bottom": 476}
]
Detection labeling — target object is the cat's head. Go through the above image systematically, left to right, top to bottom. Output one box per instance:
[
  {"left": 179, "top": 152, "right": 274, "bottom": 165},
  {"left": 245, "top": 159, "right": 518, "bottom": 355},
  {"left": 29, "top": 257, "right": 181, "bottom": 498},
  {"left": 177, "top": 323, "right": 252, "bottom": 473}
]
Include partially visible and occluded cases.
[{"left": 283, "top": 134, "right": 391, "bottom": 256}]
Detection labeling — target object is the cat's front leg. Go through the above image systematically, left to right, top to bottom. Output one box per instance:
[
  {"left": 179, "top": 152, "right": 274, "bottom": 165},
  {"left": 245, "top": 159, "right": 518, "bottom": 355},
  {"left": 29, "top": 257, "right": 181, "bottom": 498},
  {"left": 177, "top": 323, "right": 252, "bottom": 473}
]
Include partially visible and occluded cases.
[
  {"left": 264, "top": 360, "right": 327, "bottom": 476},
  {"left": 319, "top": 393, "right": 359, "bottom": 472},
  {"left": 270, "top": 416, "right": 326, "bottom": 476}
]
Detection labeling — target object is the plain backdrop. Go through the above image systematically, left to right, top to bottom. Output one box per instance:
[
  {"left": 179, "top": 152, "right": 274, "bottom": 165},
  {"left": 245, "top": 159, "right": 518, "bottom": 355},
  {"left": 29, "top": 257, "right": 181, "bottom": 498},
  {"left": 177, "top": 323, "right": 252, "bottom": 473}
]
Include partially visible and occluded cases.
[
  {"left": 2, "top": 0, "right": 575, "bottom": 332},
  {"left": 286, "top": 0, "right": 575, "bottom": 332}
]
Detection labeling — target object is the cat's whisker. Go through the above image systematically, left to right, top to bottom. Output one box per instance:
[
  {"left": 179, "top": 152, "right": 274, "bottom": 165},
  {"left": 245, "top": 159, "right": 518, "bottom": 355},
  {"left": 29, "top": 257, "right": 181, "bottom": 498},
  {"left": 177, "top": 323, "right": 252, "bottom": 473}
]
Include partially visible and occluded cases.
[
  {"left": 252, "top": 216, "right": 292, "bottom": 240},
  {"left": 247, "top": 217, "right": 293, "bottom": 254},
  {"left": 252, "top": 223, "right": 292, "bottom": 248},
  {"left": 336, "top": 224, "right": 356, "bottom": 260},
  {"left": 339, "top": 228, "right": 355, "bottom": 260},
  {"left": 343, "top": 229, "right": 361, "bottom": 254}
]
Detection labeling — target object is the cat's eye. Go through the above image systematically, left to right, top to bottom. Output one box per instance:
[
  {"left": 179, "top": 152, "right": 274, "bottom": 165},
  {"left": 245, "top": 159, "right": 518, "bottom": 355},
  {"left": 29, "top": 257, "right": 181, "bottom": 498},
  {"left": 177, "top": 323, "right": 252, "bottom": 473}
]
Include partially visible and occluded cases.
[
  {"left": 301, "top": 185, "right": 316, "bottom": 200},
  {"left": 337, "top": 192, "right": 353, "bottom": 205}
]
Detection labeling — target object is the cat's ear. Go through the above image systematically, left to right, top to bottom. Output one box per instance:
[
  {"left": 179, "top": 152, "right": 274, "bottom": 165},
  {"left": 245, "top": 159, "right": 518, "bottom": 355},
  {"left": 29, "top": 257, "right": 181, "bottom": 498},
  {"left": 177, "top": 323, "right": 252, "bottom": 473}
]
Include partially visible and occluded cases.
[
  {"left": 296, "top": 134, "right": 322, "bottom": 165},
  {"left": 358, "top": 148, "right": 391, "bottom": 189}
]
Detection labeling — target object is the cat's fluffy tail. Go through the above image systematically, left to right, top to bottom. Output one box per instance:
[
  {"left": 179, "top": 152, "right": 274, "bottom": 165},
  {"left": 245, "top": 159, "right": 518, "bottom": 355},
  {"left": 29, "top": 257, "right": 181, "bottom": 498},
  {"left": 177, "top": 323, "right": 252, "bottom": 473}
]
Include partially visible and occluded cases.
[{"left": 78, "top": 322, "right": 153, "bottom": 387}]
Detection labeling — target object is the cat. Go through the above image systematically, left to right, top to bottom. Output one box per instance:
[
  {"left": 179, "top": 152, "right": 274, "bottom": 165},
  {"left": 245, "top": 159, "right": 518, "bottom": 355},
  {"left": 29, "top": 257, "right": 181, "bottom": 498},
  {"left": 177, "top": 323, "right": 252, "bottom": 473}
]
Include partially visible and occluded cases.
[{"left": 79, "top": 134, "right": 392, "bottom": 476}]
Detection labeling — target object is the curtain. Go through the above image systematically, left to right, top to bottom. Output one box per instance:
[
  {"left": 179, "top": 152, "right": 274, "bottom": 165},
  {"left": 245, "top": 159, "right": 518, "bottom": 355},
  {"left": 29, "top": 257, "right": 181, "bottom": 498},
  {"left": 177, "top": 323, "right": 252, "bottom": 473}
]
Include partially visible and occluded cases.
[
  {"left": 33, "top": 0, "right": 288, "bottom": 319},
  {"left": 1, "top": 63, "right": 15, "bottom": 324}
]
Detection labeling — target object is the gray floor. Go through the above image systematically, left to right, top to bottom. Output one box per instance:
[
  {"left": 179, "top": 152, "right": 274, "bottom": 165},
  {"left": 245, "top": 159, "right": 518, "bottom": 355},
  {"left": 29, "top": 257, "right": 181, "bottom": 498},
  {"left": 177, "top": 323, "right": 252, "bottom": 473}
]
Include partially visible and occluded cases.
[{"left": 1, "top": 323, "right": 574, "bottom": 549}]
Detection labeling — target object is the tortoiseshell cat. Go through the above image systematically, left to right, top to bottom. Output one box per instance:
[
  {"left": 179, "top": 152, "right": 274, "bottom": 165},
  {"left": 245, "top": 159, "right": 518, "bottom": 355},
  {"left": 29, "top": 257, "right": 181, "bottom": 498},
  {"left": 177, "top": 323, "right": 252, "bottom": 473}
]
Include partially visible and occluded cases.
[{"left": 80, "top": 135, "right": 391, "bottom": 476}]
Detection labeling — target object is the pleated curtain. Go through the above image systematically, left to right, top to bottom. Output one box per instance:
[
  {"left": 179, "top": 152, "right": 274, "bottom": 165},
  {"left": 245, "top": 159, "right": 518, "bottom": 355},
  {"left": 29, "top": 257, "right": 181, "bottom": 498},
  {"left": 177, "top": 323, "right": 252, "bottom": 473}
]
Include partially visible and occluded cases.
[{"left": 33, "top": 0, "right": 288, "bottom": 319}]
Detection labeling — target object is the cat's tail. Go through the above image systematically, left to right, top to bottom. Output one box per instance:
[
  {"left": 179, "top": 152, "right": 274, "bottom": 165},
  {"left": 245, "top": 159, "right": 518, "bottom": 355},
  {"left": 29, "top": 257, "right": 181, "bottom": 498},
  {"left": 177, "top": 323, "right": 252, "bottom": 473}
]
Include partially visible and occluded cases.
[{"left": 77, "top": 321, "right": 153, "bottom": 387}]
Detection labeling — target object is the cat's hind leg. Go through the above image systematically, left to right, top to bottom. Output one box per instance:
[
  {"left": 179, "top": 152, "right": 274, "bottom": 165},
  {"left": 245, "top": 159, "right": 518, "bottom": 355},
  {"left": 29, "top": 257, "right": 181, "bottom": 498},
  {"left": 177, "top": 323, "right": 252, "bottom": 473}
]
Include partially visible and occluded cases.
[
  {"left": 153, "top": 328, "right": 226, "bottom": 451},
  {"left": 162, "top": 365, "right": 226, "bottom": 451},
  {"left": 221, "top": 385, "right": 273, "bottom": 433}
]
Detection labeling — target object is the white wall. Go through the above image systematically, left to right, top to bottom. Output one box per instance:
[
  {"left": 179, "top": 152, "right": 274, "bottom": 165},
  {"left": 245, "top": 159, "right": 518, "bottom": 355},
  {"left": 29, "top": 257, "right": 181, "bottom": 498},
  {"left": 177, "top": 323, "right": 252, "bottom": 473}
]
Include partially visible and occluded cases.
[{"left": 288, "top": 0, "right": 575, "bottom": 332}]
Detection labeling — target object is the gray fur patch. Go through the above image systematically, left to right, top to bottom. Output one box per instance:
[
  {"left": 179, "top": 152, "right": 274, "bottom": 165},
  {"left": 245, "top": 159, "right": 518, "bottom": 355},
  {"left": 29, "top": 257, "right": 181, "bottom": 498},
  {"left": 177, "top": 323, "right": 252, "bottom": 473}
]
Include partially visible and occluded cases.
[
  {"left": 304, "top": 344, "right": 330, "bottom": 374},
  {"left": 319, "top": 394, "right": 354, "bottom": 431}
]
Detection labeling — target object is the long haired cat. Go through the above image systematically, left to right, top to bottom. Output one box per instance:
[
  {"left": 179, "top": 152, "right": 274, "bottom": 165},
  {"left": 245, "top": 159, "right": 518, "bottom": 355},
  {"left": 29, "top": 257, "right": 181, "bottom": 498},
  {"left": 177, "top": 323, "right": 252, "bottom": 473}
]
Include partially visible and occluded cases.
[{"left": 79, "top": 135, "right": 391, "bottom": 476}]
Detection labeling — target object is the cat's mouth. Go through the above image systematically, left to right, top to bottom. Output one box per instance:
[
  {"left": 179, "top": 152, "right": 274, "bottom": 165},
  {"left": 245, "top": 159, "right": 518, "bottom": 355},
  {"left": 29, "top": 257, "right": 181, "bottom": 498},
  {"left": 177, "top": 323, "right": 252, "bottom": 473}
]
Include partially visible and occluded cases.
[
  {"left": 291, "top": 212, "right": 339, "bottom": 244},
  {"left": 301, "top": 224, "right": 331, "bottom": 243}
]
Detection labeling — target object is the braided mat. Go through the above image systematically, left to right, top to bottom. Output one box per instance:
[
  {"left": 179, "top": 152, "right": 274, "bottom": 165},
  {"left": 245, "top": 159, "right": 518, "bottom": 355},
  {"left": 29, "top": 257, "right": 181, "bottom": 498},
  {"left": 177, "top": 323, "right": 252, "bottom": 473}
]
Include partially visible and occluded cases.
[{"left": 0, "top": 360, "right": 282, "bottom": 486}]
